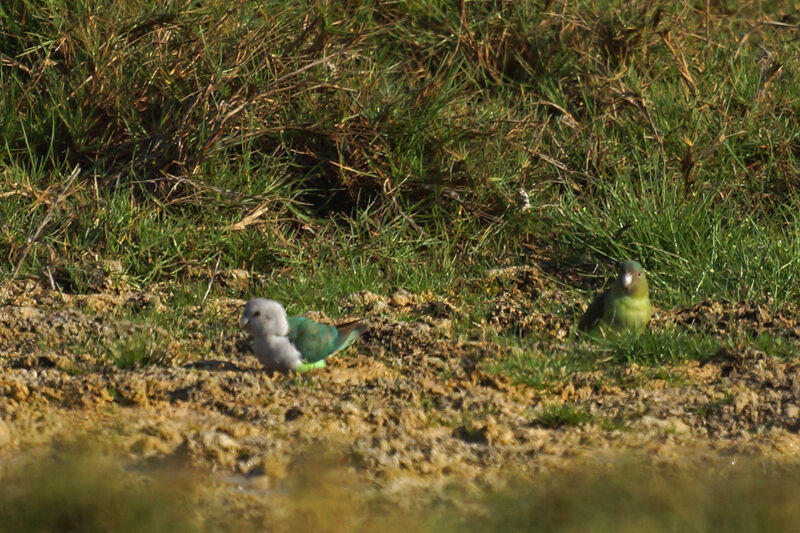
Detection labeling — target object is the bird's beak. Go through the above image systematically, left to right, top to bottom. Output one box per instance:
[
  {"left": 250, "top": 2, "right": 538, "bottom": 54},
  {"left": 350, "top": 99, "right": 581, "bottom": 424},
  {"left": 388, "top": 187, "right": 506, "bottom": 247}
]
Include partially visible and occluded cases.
[
  {"left": 622, "top": 272, "right": 633, "bottom": 290},
  {"left": 239, "top": 315, "right": 249, "bottom": 329}
]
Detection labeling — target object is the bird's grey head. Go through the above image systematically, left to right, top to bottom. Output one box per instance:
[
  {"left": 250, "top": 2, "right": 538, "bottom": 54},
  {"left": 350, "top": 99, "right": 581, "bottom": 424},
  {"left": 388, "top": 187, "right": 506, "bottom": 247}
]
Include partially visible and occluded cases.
[
  {"left": 617, "top": 260, "right": 647, "bottom": 295},
  {"left": 240, "top": 298, "right": 289, "bottom": 338}
]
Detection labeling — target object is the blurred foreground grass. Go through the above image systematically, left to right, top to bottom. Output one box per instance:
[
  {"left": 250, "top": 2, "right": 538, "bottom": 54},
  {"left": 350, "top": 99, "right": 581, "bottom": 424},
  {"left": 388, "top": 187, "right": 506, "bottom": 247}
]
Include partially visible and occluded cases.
[
  {"left": 2, "top": 445, "right": 800, "bottom": 533},
  {"left": 0, "top": 447, "right": 198, "bottom": 533}
]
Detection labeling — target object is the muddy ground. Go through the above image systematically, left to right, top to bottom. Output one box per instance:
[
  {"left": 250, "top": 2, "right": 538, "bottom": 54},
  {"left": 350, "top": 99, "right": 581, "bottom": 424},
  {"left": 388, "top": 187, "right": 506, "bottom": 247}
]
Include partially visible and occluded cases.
[{"left": 2, "top": 266, "right": 800, "bottom": 524}]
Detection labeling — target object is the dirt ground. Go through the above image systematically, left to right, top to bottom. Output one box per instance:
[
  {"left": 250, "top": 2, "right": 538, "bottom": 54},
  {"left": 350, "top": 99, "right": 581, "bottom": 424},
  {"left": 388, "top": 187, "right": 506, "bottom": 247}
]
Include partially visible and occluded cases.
[{"left": 2, "top": 267, "right": 800, "bottom": 522}]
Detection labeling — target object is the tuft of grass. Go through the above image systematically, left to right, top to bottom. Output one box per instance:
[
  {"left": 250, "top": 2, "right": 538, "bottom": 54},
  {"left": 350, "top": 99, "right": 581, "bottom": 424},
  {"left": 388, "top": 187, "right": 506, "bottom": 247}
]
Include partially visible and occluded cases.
[
  {"left": 554, "top": 175, "right": 800, "bottom": 307},
  {"left": 487, "top": 323, "right": 800, "bottom": 390},
  {"left": 585, "top": 328, "right": 722, "bottom": 366},
  {"left": 107, "top": 330, "right": 169, "bottom": 369},
  {"left": 486, "top": 345, "right": 594, "bottom": 389},
  {"left": 610, "top": 365, "right": 690, "bottom": 390},
  {"left": 692, "top": 392, "right": 735, "bottom": 419},
  {"left": 532, "top": 402, "right": 630, "bottom": 431},
  {"left": 535, "top": 403, "right": 593, "bottom": 428}
]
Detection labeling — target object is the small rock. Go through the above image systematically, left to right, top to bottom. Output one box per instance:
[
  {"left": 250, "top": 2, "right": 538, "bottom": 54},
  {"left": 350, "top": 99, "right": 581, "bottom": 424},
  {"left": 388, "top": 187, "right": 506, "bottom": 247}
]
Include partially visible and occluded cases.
[
  {"left": 515, "top": 187, "right": 532, "bottom": 212},
  {"left": 103, "top": 259, "right": 124, "bottom": 275},
  {"left": 219, "top": 269, "right": 250, "bottom": 291},
  {"left": 389, "top": 288, "right": 414, "bottom": 307},
  {"left": 343, "top": 290, "right": 388, "bottom": 313},
  {"left": 345, "top": 290, "right": 384, "bottom": 306},
  {"left": 14, "top": 306, "right": 43, "bottom": 321},
  {"left": 116, "top": 377, "right": 149, "bottom": 405},
  {"left": 0, "top": 379, "right": 29, "bottom": 401},
  {"left": 734, "top": 389, "right": 758, "bottom": 413},
  {"left": 285, "top": 407, "right": 304, "bottom": 421},
  {"left": 452, "top": 423, "right": 489, "bottom": 445},
  {"left": 201, "top": 431, "right": 240, "bottom": 452},
  {"left": 130, "top": 435, "right": 173, "bottom": 457}
]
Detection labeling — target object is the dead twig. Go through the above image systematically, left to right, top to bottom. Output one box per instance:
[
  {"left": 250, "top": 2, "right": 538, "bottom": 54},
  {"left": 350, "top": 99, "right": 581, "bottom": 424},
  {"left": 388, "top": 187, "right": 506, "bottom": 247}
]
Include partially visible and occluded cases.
[
  {"left": 662, "top": 31, "right": 697, "bottom": 97},
  {"left": 381, "top": 176, "right": 429, "bottom": 239},
  {"left": 228, "top": 202, "right": 273, "bottom": 231},
  {"left": 201, "top": 255, "right": 222, "bottom": 305}
]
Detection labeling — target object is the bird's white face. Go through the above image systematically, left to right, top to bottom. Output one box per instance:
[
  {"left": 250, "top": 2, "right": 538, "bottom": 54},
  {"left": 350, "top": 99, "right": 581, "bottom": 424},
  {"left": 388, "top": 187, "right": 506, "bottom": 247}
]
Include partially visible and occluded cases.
[
  {"left": 621, "top": 272, "right": 633, "bottom": 290},
  {"left": 240, "top": 298, "right": 289, "bottom": 338}
]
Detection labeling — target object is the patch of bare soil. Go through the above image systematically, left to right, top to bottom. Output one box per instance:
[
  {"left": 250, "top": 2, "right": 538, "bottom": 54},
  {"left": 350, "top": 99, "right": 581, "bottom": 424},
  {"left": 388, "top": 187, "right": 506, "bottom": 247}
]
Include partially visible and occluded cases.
[
  {"left": 2, "top": 277, "right": 800, "bottom": 519},
  {"left": 654, "top": 298, "right": 800, "bottom": 337}
]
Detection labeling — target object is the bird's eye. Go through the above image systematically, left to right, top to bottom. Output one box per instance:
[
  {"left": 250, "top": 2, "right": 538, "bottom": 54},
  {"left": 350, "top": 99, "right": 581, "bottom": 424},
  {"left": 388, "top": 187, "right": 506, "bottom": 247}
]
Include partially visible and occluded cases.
[{"left": 253, "top": 311, "right": 261, "bottom": 317}]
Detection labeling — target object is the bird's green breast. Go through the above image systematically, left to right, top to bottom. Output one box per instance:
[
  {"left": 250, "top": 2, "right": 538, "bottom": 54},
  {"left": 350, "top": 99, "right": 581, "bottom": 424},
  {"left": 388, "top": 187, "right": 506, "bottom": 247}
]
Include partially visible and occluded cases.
[{"left": 603, "top": 293, "right": 652, "bottom": 333}]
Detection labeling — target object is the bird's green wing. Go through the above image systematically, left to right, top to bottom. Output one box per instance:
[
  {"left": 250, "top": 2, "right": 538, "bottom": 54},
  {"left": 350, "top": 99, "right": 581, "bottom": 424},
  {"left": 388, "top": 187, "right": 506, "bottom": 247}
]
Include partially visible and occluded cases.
[
  {"left": 578, "top": 290, "right": 608, "bottom": 332},
  {"left": 287, "top": 317, "right": 367, "bottom": 363},
  {"left": 287, "top": 317, "right": 339, "bottom": 362}
]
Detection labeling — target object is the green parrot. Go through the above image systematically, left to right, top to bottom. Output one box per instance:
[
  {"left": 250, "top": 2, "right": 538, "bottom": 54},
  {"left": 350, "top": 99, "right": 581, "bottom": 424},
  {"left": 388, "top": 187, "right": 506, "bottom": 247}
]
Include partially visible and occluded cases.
[
  {"left": 578, "top": 260, "right": 652, "bottom": 336},
  {"left": 240, "top": 298, "right": 367, "bottom": 373}
]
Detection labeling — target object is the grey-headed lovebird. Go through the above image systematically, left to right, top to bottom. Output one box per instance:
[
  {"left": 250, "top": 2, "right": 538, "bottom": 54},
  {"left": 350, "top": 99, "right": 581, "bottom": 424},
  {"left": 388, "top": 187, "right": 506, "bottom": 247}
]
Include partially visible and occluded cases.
[
  {"left": 578, "top": 260, "right": 652, "bottom": 336},
  {"left": 240, "top": 298, "right": 367, "bottom": 373}
]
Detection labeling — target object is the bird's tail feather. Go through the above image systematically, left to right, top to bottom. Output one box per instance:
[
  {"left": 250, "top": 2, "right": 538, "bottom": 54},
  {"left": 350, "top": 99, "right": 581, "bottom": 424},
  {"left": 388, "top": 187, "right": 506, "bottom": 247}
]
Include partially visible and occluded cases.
[
  {"left": 332, "top": 320, "right": 368, "bottom": 355},
  {"left": 337, "top": 320, "right": 368, "bottom": 336}
]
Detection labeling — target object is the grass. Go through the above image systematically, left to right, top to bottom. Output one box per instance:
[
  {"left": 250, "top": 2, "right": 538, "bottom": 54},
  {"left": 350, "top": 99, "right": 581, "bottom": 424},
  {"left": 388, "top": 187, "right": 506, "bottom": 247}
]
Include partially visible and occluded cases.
[
  {"left": 1, "top": 0, "right": 798, "bottom": 310},
  {"left": 487, "top": 324, "right": 800, "bottom": 389},
  {"left": 106, "top": 329, "right": 170, "bottom": 369},
  {"left": 533, "top": 401, "right": 632, "bottom": 431},
  {"left": 534, "top": 402, "right": 594, "bottom": 428}
]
